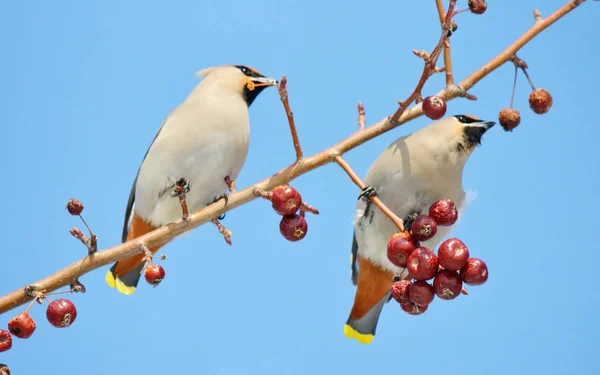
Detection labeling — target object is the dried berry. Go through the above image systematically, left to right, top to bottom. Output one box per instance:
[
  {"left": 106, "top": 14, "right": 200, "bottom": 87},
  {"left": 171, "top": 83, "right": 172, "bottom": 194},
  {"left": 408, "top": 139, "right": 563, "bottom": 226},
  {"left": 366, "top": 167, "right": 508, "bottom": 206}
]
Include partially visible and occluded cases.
[
  {"left": 468, "top": 0, "right": 487, "bottom": 14},
  {"left": 529, "top": 88, "right": 553, "bottom": 114},
  {"left": 422, "top": 96, "right": 447, "bottom": 120},
  {"left": 498, "top": 108, "right": 521, "bottom": 131},
  {"left": 271, "top": 185, "right": 302, "bottom": 216},
  {"left": 66, "top": 198, "right": 84, "bottom": 216},
  {"left": 429, "top": 199, "right": 458, "bottom": 226},
  {"left": 279, "top": 214, "right": 308, "bottom": 242},
  {"left": 410, "top": 215, "right": 438, "bottom": 242},
  {"left": 387, "top": 231, "right": 420, "bottom": 267},
  {"left": 438, "top": 238, "right": 470, "bottom": 272},
  {"left": 407, "top": 247, "right": 439, "bottom": 281},
  {"left": 460, "top": 258, "right": 489, "bottom": 285},
  {"left": 144, "top": 264, "right": 166, "bottom": 287},
  {"left": 433, "top": 270, "right": 463, "bottom": 300},
  {"left": 391, "top": 279, "right": 412, "bottom": 305},
  {"left": 409, "top": 280, "right": 435, "bottom": 306},
  {"left": 46, "top": 298, "right": 78, "bottom": 328},
  {"left": 400, "top": 302, "right": 428, "bottom": 315},
  {"left": 7, "top": 312, "right": 36, "bottom": 339},
  {"left": 0, "top": 330, "right": 12, "bottom": 352},
  {"left": 0, "top": 364, "right": 10, "bottom": 375}
]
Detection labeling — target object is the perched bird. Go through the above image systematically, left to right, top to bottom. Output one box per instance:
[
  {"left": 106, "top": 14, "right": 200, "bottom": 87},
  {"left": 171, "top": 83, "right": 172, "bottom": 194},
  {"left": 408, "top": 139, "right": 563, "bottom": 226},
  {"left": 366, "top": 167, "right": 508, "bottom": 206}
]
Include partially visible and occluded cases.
[
  {"left": 106, "top": 65, "right": 278, "bottom": 295},
  {"left": 345, "top": 114, "right": 495, "bottom": 344}
]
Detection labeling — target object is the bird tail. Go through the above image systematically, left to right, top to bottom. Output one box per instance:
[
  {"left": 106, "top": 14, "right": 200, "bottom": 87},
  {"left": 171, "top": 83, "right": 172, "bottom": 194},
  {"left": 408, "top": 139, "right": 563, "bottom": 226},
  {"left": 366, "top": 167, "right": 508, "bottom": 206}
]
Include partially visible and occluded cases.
[
  {"left": 105, "top": 213, "right": 167, "bottom": 295},
  {"left": 344, "top": 255, "right": 394, "bottom": 344}
]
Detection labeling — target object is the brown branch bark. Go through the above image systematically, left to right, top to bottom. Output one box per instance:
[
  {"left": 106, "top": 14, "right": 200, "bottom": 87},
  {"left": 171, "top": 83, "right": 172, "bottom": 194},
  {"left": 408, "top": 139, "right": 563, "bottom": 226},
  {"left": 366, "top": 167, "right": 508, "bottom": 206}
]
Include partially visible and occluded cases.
[
  {"left": 0, "top": 0, "right": 587, "bottom": 315},
  {"left": 435, "top": 0, "right": 454, "bottom": 85},
  {"left": 278, "top": 76, "right": 303, "bottom": 160}
]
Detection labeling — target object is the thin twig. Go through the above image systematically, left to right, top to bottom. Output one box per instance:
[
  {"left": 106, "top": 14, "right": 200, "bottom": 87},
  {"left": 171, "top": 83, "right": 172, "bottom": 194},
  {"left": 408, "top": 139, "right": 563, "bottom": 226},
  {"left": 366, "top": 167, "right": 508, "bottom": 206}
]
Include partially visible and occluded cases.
[
  {"left": 0, "top": 0, "right": 586, "bottom": 315},
  {"left": 435, "top": 0, "right": 454, "bottom": 85},
  {"left": 278, "top": 76, "right": 303, "bottom": 160},
  {"left": 357, "top": 102, "right": 366, "bottom": 130},
  {"left": 334, "top": 155, "right": 405, "bottom": 232},
  {"left": 212, "top": 218, "right": 232, "bottom": 246}
]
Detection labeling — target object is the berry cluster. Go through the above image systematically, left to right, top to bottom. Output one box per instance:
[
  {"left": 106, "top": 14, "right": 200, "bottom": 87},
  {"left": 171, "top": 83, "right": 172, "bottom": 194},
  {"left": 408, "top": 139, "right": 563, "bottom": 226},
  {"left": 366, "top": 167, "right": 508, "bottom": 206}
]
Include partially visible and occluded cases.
[{"left": 386, "top": 199, "right": 489, "bottom": 315}]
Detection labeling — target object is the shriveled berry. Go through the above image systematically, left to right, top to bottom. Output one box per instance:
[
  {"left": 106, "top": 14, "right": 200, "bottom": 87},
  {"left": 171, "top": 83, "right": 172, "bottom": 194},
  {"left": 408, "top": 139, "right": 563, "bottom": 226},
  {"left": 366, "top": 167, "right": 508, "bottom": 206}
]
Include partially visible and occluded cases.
[
  {"left": 468, "top": 0, "right": 487, "bottom": 14},
  {"left": 529, "top": 88, "right": 553, "bottom": 114},
  {"left": 422, "top": 96, "right": 447, "bottom": 120},
  {"left": 498, "top": 108, "right": 521, "bottom": 131},
  {"left": 271, "top": 185, "right": 302, "bottom": 216},
  {"left": 66, "top": 198, "right": 84, "bottom": 215},
  {"left": 429, "top": 199, "right": 458, "bottom": 226},
  {"left": 279, "top": 214, "right": 308, "bottom": 242},
  {"left": 410, "top": 215, "right": 438, "bottom": 242},
  {"left": 387, "top": 231, "right": 420, "bottom": 268},
  {"left": 438, "top": 238, "right": 470, "bottom": 271},
  {"left": 407, "top": 247, "right": 439, "bottom": 281},
  {"left": 460, "top": 258, "right": 489, "bottom": 285},
  {"left": 144, "top": 264, "right": 166, "bottom": 287},
  {"left": 433, "top": 270, "right": 463, "bottom": 300},
  {"left": 391, "top": 279, "right": 411, "bottom": 305},
  {"left": 409, "top": 280, "right": 435, "bottom": 306},
  {"left": 46, "top": 298, "right": 77, "bottom": 328},
  {"left": 400, "top": 302, "right": 428, "bottom": 315},
  {"left": 7, "top": 312, "right": 36, "bottom": 339},
  {"left": 0, "top": 330, "right": 12, "bottom": 352},
  {"left": 0, "top": 364, "right": 10, "bottom": 375}
]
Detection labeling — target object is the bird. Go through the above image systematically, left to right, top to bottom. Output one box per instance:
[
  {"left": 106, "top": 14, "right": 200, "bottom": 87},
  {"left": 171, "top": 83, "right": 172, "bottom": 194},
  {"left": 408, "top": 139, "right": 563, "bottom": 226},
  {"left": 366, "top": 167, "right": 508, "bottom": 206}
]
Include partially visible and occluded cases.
[
  {"left": 105, "top": 65, "right": 278, "bottom": 295},
  {"left": 344, "top": 114, "right": 495, "bottom": 344}
]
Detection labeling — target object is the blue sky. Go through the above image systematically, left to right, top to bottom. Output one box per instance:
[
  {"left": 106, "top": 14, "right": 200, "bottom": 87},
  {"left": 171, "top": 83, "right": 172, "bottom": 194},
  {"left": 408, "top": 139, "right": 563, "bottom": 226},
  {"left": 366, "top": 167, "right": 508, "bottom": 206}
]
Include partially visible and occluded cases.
[{"left": 0, "top": 0, "right": 598, "bottom": 374}]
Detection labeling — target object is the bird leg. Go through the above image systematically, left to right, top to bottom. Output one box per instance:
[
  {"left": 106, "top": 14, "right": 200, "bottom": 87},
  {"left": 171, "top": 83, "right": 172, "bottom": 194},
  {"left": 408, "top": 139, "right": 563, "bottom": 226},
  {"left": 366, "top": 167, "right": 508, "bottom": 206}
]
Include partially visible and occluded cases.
[
  {"left": 224, "top": 175, "right": 236, "bottom": 193},
  {"left": 171, "top": 177, "right": 191, "bottom": 221},
  {"left": 211, "top": 218, "right": 232, "bottom": 246}
]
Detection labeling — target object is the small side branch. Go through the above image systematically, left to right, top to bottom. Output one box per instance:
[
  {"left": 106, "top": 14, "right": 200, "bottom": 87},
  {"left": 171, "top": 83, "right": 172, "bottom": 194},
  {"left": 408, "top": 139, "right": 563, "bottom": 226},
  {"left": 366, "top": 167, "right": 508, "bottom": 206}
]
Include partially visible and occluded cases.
[
  {"left": 435, "top": 0, "right": 454, "bottom": 85},
  {"left": 278, "top": 76, "right": 303, "bottom": 161}
]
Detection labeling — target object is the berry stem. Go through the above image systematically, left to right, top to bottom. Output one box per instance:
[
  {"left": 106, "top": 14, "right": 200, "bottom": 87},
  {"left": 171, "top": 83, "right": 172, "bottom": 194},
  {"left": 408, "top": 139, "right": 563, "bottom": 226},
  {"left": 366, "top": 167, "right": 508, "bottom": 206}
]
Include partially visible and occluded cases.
[
  {"left": 510, "top": 64, "right": 518, "bottom": 108},
  {"left": 520, "top": 66, "right": 536, "bottom": 90},
  {"left": 278, "top": 76, "right": 303, "bottom": 161},
  {"left": 253, "top": 187, "right": 273, "bottom": 200},
  {"left": 300, "top": 201, "right": 320, "bottom": 215}
]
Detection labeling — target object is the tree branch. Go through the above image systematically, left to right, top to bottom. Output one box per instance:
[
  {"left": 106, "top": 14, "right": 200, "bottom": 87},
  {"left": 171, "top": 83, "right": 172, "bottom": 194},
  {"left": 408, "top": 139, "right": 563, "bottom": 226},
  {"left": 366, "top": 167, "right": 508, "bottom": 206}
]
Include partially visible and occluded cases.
[
  {"left": 0, "top": 0, "right": 587, "bottom": 315},
  {"left": 435, "top": 0, "right": 454, "bottom": 85}
]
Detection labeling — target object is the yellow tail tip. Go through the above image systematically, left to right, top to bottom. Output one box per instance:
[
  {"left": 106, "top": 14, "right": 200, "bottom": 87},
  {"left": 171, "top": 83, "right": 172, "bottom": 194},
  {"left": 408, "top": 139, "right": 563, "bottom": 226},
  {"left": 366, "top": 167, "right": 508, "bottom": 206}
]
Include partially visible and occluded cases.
[
  {"left": 105, "top": 270, "right": 137, "bottom": 295},
  {"left": 105, "top": 270, "right": 117, "bottom": 288},
  {"left": 344, "top": 324, "right": 374, "bottom": 344}
]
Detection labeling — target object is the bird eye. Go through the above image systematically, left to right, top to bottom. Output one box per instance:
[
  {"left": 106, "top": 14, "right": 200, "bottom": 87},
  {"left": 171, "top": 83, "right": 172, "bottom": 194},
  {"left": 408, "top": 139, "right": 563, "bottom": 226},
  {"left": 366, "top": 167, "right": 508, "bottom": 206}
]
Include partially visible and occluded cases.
[{"left": 241, "top": 67, "right": 248, "bottom": 74}]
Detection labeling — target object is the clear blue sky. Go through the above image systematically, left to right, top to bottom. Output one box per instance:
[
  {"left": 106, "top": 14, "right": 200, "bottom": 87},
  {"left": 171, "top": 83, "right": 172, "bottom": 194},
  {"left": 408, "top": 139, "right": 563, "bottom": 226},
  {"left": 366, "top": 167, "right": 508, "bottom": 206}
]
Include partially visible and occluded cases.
[{"left": 0, "top": 1, "right": 597, "bottom": 374}]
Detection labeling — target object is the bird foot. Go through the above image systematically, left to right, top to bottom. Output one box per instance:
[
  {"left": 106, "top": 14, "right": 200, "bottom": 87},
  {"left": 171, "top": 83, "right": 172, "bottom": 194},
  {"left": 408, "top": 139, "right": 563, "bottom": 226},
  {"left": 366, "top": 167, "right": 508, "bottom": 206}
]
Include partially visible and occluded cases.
[
  {"left": 224, "top": 176, "right": 236, "bottom": 193},
  {"left": 171, "top": 178, "right": 191, "bottom": 221},
  {"left": 358, "top": 185, "right": 378, "bottom": 201},
  {"left": 210, "top": 193, "right": 229, "bottom": 220},
  {"left": 402, "top": 212, "right": 420, "bottom": 230}
]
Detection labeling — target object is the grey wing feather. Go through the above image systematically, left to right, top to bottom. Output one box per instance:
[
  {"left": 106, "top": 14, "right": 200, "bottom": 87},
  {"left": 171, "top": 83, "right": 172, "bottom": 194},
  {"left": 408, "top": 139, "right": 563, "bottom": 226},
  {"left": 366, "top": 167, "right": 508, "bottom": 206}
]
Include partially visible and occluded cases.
[{"left": 351, "top": 231, "right": 359, "bottom": 285}]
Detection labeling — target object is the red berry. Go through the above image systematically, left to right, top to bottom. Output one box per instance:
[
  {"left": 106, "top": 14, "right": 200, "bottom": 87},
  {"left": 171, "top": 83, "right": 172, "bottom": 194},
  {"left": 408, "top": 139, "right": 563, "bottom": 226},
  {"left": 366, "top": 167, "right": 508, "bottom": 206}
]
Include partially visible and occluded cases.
[
  {"left": 468, "top": 0, "right": 487, "bottom": 14},
  {"left": 529, "top": 88, "right": 553, "bottom": 114},
  {"left": 422, "top": 96, "right": 447, "bottom": 120},
  {"left": 498, "top": 108, "right": 521, "bottom": 132},
  {"left": 271, "top": 185, "right": 302, "bottom": 216},
  {"left": 66, "top": 198, "right": 84, "bottom": 215},
  {"left": 429, "top": 199, "right": 458, "bottom": 226},
  {"left": 279, "top": 214, "right": 308, "bottom": 242},
  {"left": 410, "top": 215, "right": 438, "bottom": 242},
  {"left": 387, "top": 231, "right": 420, "bottom": 267},
  {"left": 438, "top": 238, "right": 470, "bottom": 272},
  {"left": 407, "top": 247, "right": 439, "bottom": 281},
  {"left": 460, "top": 258, "right": 489, "bottom": 285},
  {"left": 144, "top": 264, "right": 166, "bottom": 287},
  {"left": 433, "top": 270, "right": 463, "bottom": 300},
  {"left": 391, "top": 279, "right": 411, "bottom": 305},
  {"left": 409, "top": 280, "right": 435, "bottom": 306},
  {"left": 46, "top": 298, "right": 78, "bottom": 328},
  {"left": 400, "top": 302, "right": 428, "bottom": 315},
  {"left": 7, "top": 312, "right": 36, "bottom": 339},
  {"left": 0, "top": 330, "right": 12, "bottom": 352},
  {"left": 0, "top": 364, "right": 10, "bottom": 375}
]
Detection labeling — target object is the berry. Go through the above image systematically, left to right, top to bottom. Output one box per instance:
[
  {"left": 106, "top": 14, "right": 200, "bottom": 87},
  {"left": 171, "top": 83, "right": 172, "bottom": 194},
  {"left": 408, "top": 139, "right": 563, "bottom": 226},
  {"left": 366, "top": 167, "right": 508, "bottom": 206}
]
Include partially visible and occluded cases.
[
  {"left": 468, "top": 0, "right": 487, "bottom": 14},
  {"left": 529, "top": 88, "right": 553, "bottom": 114},
  {"left": 422, "top": 96, "right": 447, "bottom": 120},
  {"left": 498, "top": 108, "right": 521, "bottom": 131},
  {"left": 271, "top": 185, "right": 302, "bottom": 216},
  {"left": 66, "top": 198, "right": 84, "bottom": 215},
  {"left": 429, "top": 199, "right": 458, "bottom": 226},
  {"left": 279, "top": 214, "right": 308, "bottom": 242},
  {"left": 410, "top": 215, "right": 438, "bottom": 242},
  {"left": 387, "top": 231, "right": 420, "bottom": 268},
  {"left": 438, "top": 238, "right": 470, "bottom": 271},
  {"left": 407, "top": 247, "right": 439, "bottom": 281},
  {"left": 460, "top": 258, "right": 489, "bottom": 285},
  {"left": 144, "top": 264, "right": 166, "bottom": 287},
  {"left": 433, "top": 270, "right": 463, "bottom": 300},
  {"left": 391, "top": 279, "right": 412, "bottom": 305},
  {"left": 409, "top": 280, "right": 435, "bottom": 306},
  {"left": 46, "top": 298, "right": 78, "bottom": 328},
  {"left": 400, "top": 302, "right": 428, "bottom": 315},
  {"left": 7, "top": 312, "right": 36, "bottom": 339},
  {"left": 0, "top": 330, "right": 12, "bottom": 353},
  {"left": 0, "top": 364, "right": 10, "bottom": 375}
]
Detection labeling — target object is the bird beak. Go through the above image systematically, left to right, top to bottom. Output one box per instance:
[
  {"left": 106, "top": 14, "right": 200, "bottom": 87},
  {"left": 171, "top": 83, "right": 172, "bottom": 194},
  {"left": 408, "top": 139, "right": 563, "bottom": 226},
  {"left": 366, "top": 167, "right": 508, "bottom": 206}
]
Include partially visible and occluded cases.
[{"left": 250, "top": 76, "right": 279, "bottom": 86}]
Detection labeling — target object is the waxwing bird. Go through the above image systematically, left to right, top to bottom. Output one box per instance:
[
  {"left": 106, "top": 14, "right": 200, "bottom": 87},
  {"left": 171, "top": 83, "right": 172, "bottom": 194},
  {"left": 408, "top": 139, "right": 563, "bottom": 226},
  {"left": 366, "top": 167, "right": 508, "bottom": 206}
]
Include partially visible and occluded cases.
[
  {"left": 106, "top": 65, "right": 278, "bottom": 295},
  {"left": 345, "top": 114, "right": 495, "bottom": 344}
]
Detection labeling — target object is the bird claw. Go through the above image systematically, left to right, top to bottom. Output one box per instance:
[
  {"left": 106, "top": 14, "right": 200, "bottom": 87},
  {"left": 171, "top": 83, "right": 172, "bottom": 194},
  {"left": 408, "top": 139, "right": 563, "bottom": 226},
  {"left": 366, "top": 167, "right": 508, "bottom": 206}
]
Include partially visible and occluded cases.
[
  {"left": 170, "top": 178, "right": 191, "bottom": 197},
  {"left": 358, "top": 186, "right": 378, "bottom": 201},
  {"left": 210, "top": 193, "right": 229, "bottom": 220},
  {"left": 403, "top": 212, "right": 420, "bottom": 230}
]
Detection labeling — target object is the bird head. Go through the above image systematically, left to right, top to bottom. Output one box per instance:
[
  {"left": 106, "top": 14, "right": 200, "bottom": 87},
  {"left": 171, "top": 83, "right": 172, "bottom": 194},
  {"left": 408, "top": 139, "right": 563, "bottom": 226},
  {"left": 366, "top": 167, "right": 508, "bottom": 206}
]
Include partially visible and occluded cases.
[{"left": 195, "top": 65, "right": 278, "bottom": 106}]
